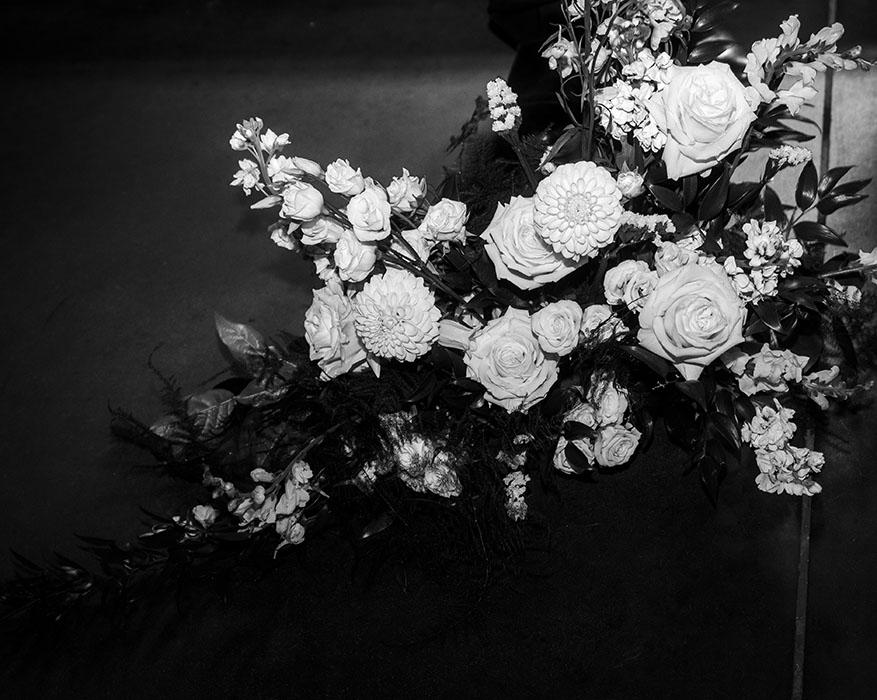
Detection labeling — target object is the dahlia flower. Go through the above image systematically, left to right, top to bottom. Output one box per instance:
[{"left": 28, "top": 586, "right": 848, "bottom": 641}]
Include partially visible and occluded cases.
[
  {"left": 533, "top": 161, "right": 623, "bottom": 262},
  {"left": 353, "top": 268, "right": 440, "bottom": 362}
]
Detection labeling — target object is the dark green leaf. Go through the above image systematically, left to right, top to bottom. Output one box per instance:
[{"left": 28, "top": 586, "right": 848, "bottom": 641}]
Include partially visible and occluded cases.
[
  {"left": 692, "top": 1, "right": 740, "bottom": 32},
  {"left": 688, "top": 39, "right": 737, "bottom": 63},
  {"left": 795, "top": 160, "right": 818, "bottom": 210},
  {"left": 818, "top": 165, "right": 855, "bottom": 198},
  {"left": 697, "top": 168, "right": 731, "bottom": 221},
  {"left": 683, "top": 175, "right": 699, "bottom": 208},
  {"left": 830, "top": 178, "right": 872, "bottom": 197},
  {"left": 650, "top": 184, "right": 685, "bottom": 211},
  {"left": 763, "top": 187, "right": 784, "bottom": 224},
  {"left": 816, "top": 193, "right": 868, "bottom": 216},
  {"left": 793, "top": 221, "right": 847, "bottom": 246},
  {"left": 754, "top": 301, "right": 784, "bottom": 333},
  {"left": 832, "top": 316, "right": 859, "bottom": 372},
  {"left": 622, "top": 345, "right": 674, "bottom": 379},
  {"left": 675, "top": 380, "right": 708, "bottom": 409},
  {"left": 714, "top": 388, "right": 735, "bottom": 417},
  {"left": 734, "top": 396, "right": 757, "bottom": 423},
  {"left": 709, "top": 413, "right": 742, "bottom": 452},
  {"left": 564, "top": 421, "right": 596, "bottom": 441},
  {"left": 564, "top": 442, "right": 595, "bottom": 474},
  {"left": 698, "top": 454, "right": 726, "bottom": 503},
  {"left": 361, "top": 513, "right": 395, "bottom": 540}
]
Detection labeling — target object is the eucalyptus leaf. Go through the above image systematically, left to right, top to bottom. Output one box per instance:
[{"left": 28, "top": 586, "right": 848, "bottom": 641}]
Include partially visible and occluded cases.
[{"left": 214, "top": 313, "right": 268, "bottom": 371}]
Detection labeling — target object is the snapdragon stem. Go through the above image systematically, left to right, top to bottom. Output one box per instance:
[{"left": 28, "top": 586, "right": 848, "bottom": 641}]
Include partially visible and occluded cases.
[{"left": 507, "top": 131, "right": 540, "bottom": 192}]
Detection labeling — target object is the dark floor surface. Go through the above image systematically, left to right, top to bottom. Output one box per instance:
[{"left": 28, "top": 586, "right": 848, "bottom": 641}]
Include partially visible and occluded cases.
[{"left": 2, "top": 1, "right": 877, "bottom": 698}]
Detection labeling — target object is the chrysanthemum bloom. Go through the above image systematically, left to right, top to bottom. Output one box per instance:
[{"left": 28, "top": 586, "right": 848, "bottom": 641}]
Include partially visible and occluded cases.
[
  {"left": 533, "top": 161, "right": 623, "bottom": 262},
  {"left": 353, "top": 269, "right": 440, "bottom": 362}
]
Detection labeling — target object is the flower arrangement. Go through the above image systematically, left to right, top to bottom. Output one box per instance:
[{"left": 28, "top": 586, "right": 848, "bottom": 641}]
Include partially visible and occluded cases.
[{"left": 4, "top": 0, "right": 876, "bottom": 617}]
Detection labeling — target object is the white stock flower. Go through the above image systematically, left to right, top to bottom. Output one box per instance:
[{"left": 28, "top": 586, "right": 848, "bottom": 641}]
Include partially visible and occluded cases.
[
  {"left": 640, "top": 0, "right": 687, "bottom": 49},
  {"left": 542, "top": 37, "right": 580, "bottom": 79},
  {"left": 646, "top": 61, "right": 758, "bottom": 179},
  {"left": 486, "top": 77, "right": 522, "bottom": 133},
  {"left": 259, "top": 128, "right": 290, "bottom": 153},
  {"left": 769, "top": 145, "right": 813, "bottom": 168},
  {"left": 267, "top": 155, "right": 301, "bottom": 184},
  {"left": 325, "top": 158, "right": 365, "bottom": 196},
  {"left": 230, "top": 159, "right": 261, "bottom": 195},
  {"left": 534, "top": 161, "right": 623, "bottom": 262},
  {"left": 387, "top": 168, "right": 426, "bottom": 213},
  {"left": 281, "top": 181, "right": 324, "bottom": 220},
  {"left": 347, "top": 184, "right": 391, "bottom": 242},
  {"left": 481, "top": 196, "right": 581, "bottom": 291},
  {"left": 421, "top": 198, "right": 468, "bottom": 243},
  {"left": 300, "top": 215, "right": 345, "bottom": 246},
  {"left": 333, "top": 228, "right": 377, "bottom": 283},
  {"left": 859, "top": 246, "right": 877, "bottom": 284},
  {"left": 637, "top": 262, "right": 747, "bottom": 380},
  {"left": 353, "top": 268, "right": 441, "bottom": 362},
  {"left": 304, "top": 277, "right": 368, "bottom": 380},
  {"left": 531, "top": 301, "right": 584, "bottom": 357},
  {"left": 465, "top": 307, "right": 559, "bottom": 412},
  {"left": 738, "top": 344, "right": 809, "bottom": 396},
  {"left": 803, "top": 366, "right": 841, "bottom": 409},
  {"left": 741, "top": 400, "right": 797, "bottom": 451},
  {"left": 594, "top": 423, "right": 641, "bottom": 467},
  {"left": 755, "top": 445, "right": 823, "bottom": 496},
  {"left": 503, "top": 471, "right": 531, "bottom": 521},
  {"left": 192, "top": 505, "right": 218, "bottom": 527}
]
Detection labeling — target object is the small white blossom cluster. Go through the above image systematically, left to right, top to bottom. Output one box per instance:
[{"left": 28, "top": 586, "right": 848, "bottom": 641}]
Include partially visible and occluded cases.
[
  {"left": 638, "top": 0, "right": 687, "bottom": 49},
  {"left": 746, "top": 15, "right": 866, "bottom": 115},
  {"left": 542, "top": 36, "right": 580, "bottom": 79},
  {"left": 622, "top": 49, "right": 673, "bottom": 87},
  {"left": 486, "top": 78, "right": 522, "bottom": 133},
  {"left": 595, "top": 79, "right": 667, "bottom": 151},
  {"left": 769, "top": 145, "right": 813, "bottom": 168},
  {"left": 619, "top": 210, "right": 676, "bottom": 235},
  {"left": 723, "top": 220, "right": 803, "bottom": 301},
  {"left": 726, "top": 344, "right": 809, "bottom": 396},
  {"left": 554, "top": 377, "right": 642, "bottom": 472},
  {"left": 741, "top": 401, "right": 824, "bottom": 496},
  {"left": 377, "top": 413, "right": 463, "bottom": 498},
  {"left": 203, "top": 461, "right": 315, "bottom": 552},
  {"left": 503, "top": 471, "right": 531, "bottom": 521}
]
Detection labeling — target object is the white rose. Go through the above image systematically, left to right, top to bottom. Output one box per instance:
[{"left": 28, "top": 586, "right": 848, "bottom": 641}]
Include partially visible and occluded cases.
[
  {"left": 646, "top": 61, "right": 758, "bottom": 179},
  {"left": 325, "top": 158, "right": 365, "bottom": 196},
  {"left": 387, "top": 168, "right": 426, "bottom": 213},
  {"left": 616, "top": 168, "right": 645, "bottom": 199},
  {"left": 281, "top": 181, "right": 324, "bottom": 220},
  {"left": 346, "top": 184, "right": 391, "bottom": 242},
  {"left": 481, "top": 196, "right": 581, "bottom": 291},
  {"left": 421, "top": 198, "right": 468, "bottom": 243},
  {"left": 300, "top": 215, "right": 344, "bottom": 246},
  {"left": 270, "top": 223, "right": 299, "bottom": 251},
  {"left": 333, "top": 228, "right": 377, "bottom": 283},
  {"left": 654, "top": 240, "right": 699, "bottom": 276},
  {"left": 604, "top": 260, "right": 653, "bottom": 306},
  {"left": 637, "top": 262, "right": 747, "bottom": 380},
  {"left": 304, "top": 277, "right": 368, "bottom": 380},
  {"left": 531, "top": 300, "right": 583, "bottom": 357},
  {"left": 581, "top": 304, "right": 628, "bottom": 342},
  {"left": 465, "top": 307, "right": 559, "bottom": 412},
  {"left": 438, "top": 319, "right": 477, "bottom": 352},
  {"left": 738, "top": 344, "right": 809, "bottom": 396},
  {"left": 588, "top": 379, "right": 629, "bottom": 426},
  {"left": 594, "top": 423, "right": 641, "bottom": 467},
  {"left": 553, "top": 435, "right": 596, "bottom": 474}
]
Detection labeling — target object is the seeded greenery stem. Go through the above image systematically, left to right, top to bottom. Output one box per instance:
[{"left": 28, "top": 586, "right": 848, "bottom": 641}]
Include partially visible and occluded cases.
[{"left": 506, "top": 131, "right": 540, "bottom": 192}]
